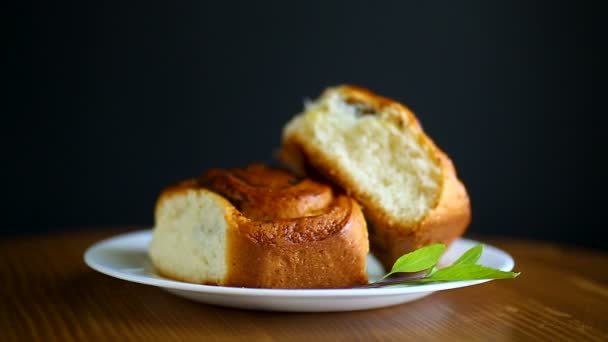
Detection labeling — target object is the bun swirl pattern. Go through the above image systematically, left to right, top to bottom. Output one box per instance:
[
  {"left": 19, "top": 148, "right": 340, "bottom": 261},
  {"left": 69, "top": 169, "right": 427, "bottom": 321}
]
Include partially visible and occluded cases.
[{"left": 149, "top": 164, "right": 369, "bottom": 288}]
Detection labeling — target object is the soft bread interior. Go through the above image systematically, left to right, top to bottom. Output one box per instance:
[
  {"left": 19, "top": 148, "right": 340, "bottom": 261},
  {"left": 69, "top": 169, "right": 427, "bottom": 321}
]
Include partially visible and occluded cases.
[
  {"left": 283, "top": 88, "right": 443, "bottom": 227},
  {"left": 149, "top": 190, "right": 228, "bottom": 284}
]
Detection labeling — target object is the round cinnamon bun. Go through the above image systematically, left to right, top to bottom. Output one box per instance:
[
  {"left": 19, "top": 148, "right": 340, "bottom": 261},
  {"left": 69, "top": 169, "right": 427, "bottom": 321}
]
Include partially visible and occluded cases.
[{"left": 149, "top": 164, "right": 369, "bottom": 288}]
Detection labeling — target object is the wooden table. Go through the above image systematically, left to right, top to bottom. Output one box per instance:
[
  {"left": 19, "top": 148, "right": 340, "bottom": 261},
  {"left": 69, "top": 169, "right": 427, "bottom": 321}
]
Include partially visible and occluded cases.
[{"left": 1, "top": 229, "right": 607, "bottom": 341}]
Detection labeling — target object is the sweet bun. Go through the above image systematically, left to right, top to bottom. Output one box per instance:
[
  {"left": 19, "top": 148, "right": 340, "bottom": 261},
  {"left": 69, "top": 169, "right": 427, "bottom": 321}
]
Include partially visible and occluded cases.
[
  {"left": 281, "top": 85, "right": 471, "bottom": 270},
  {"left": 149, "top": 164, "right": 369, "bottom": 288}
]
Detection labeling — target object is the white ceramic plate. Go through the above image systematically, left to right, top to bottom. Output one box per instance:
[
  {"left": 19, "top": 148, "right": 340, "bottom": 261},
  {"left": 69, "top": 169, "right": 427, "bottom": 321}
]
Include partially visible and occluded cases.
[{"left": 84, "top": 230, "right": 514, "bottom": 312}]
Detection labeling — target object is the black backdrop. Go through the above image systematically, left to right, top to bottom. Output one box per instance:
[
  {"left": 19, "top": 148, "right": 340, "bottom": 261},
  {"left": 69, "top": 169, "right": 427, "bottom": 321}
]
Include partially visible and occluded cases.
[{"left": 7, "top": 1, "right": 604, "bottom": 249}]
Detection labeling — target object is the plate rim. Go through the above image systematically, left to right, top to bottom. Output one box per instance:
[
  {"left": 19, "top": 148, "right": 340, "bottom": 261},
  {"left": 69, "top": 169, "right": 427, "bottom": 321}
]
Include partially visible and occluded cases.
[{"left": 84, "top": 229, "right": 515, "bottom": 297}]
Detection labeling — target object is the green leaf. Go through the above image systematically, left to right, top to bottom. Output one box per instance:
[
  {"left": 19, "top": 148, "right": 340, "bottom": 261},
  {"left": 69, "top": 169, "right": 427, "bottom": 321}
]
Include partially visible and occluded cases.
[
  {"left": 382, "top": 244, "right": 446, "bottom": 279},
  {"left": 452, "top": 244, "right": 483, "bottom": 266},
  {"left": 430, "top": 264, "right": 520, "bottom": 281}
]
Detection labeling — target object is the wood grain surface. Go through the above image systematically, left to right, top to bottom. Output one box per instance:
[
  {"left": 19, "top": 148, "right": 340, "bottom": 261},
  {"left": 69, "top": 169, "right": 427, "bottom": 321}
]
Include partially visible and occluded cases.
[{"left": 1, "top": 229, "right": 607, "bottom": 341}]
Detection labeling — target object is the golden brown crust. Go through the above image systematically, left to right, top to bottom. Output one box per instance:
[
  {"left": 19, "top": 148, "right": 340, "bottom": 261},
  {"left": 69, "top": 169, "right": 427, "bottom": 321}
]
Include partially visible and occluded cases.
[
  {"left": 281, "top": 85, "right": 471, "bottom": 271},
  {"left": 155, "top": 164, "right": 369, "bottom": 288},
  {"left": 225, "top": 198, "right": 369, "bottom": 288}
]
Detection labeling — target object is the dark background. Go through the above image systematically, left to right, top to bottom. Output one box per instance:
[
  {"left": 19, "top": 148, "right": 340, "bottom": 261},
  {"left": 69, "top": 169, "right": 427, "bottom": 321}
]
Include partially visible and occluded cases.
[{"left": 7, "top": 1, "right": 604, "bottom": 249}]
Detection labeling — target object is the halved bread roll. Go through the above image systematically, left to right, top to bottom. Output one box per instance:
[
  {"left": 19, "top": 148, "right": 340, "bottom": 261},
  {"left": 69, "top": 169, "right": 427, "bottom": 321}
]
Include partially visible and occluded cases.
[
  {"left": 281, "top": 85, "right": 471, "bottom": 270},
  {"left": 149, "top": 164, "right": 369, "bottom": 288}
]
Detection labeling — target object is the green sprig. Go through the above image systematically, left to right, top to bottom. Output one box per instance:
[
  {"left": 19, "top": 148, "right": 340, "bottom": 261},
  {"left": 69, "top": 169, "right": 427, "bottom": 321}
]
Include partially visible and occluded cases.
[{"left": 375, "top": 244, "right": 519, "bottom": 286}]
